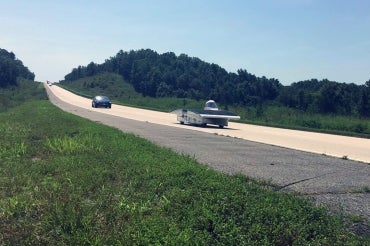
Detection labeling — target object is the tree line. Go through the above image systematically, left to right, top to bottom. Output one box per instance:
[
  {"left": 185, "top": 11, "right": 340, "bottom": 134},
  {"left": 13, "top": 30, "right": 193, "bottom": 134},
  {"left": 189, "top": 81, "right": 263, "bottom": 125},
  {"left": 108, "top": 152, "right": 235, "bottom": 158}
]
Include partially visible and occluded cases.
[
  {"left": 0, "top": 48, "right": 35, "bottom": 87},
  {"left": 62, "top": 49, "right": 370, "bottom": 118},
  {"left": 64, "top": 49, "right": 280, "bottom": 103},
  {"left": 279, "top": 79, "right": 370, "bottom": 117}
]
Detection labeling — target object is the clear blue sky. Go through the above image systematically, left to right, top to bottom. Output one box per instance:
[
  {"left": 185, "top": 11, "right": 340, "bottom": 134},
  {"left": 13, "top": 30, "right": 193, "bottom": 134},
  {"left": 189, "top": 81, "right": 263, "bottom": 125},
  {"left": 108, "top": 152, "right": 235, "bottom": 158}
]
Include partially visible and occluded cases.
[{"left": 1, "top": 0, "right": 369, "bottom": 85}]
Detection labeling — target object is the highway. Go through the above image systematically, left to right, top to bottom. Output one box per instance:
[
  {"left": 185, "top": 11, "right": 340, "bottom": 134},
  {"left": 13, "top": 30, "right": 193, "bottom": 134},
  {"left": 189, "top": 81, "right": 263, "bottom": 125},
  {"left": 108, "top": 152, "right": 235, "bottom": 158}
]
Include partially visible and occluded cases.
[
  {"left": 45, "top": 84, "right": 370, "bottom": 224},
  {"left": 47, "top": 84, "right": 370, "bottom": 163}
]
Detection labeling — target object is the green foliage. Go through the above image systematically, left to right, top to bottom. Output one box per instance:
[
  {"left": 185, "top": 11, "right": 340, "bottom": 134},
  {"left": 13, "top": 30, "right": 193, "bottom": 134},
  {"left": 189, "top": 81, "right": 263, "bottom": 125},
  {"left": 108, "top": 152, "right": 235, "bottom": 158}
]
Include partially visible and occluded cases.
[
  {"left": 0, "top": 48, "right": 35, "bottom": 87},
  {"left": 62, "top": 49, "right": 370, "bottom": 119},
  {"left": 62, "top": 49, "right": 281, "bottom": 106},
  {"left": 59, "top": 72, "right": 141, "bottom": 100},
  {"left": 58, "top": 73, "right": 204, "bottom": 111},
  {"left": 61, "top": 77, "right": 370, "bottom": 137},
  {"left": 0, "top": 78, "right": 47, "bottom": 112},
  {"left": 278, "top": 79, "right": 370, "bottom": 118},
  {"left": 120, "top": 96, "right": 203, "bottom": 112},
  {"left": 0, "top": 99, "right": 368, "bottom": 244},
  {"left": 232, "top": 105, "right": 370, "bottom": 137},
  {"left": 45, "top": 133, "right": 104, "bottom": 154}
]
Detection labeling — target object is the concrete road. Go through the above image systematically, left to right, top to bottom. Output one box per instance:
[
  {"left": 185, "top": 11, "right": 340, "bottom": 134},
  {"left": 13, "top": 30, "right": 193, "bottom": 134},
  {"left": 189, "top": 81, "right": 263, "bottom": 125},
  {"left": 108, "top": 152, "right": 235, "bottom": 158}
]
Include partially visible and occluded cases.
[
  {"left": 45, "top": 84, "right": 370, "bottom": 225},
  {"left": 47, "top": 84, "right": 370, "bottom": 163}
]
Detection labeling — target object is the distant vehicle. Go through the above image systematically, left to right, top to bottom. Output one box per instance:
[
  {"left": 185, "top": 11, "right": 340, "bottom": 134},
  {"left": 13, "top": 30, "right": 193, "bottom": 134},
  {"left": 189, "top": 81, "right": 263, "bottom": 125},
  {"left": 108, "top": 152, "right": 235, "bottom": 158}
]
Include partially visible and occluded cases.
[
  {"left": 92, "top": 96, "right": 112, "bottom": 108},
  {"left": 173, "top": 100, "right": 240, "bottom": 128}
]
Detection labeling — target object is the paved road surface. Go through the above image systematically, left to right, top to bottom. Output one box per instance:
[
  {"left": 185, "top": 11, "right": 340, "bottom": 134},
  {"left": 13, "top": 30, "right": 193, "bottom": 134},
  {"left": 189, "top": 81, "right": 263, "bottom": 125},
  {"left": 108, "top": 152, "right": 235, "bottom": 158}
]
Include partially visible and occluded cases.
[
  {"left": 45, "top": 84, "right": 370, "bottom": 228},
  {"left": 48, "top": 84, "right": 370, "bottom": 163}
]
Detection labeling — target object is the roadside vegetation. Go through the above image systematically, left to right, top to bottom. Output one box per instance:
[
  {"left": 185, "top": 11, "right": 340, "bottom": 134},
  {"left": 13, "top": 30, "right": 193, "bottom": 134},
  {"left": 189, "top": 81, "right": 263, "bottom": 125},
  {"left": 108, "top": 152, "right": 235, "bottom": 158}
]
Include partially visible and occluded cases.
[
  {"left": 1, "top": 47, "right": 369, "bottom": 244},
  {"left": 0, "top": 48, "right": 35, "bottom": 87},
  {"left": 61, "top": 49, "right": 370, "bottom": 135},
  {"left": 59, "top": 72, "right": 370, "bottom": 138},
  {"left": 0, "top": 78, "right": 46, "bottom": 112},
  {"left": 0, "top": 83, "right": 368, "bottom": 244},
  {"left": 231, "top": 105, "right": 370, "bottom": 138}
]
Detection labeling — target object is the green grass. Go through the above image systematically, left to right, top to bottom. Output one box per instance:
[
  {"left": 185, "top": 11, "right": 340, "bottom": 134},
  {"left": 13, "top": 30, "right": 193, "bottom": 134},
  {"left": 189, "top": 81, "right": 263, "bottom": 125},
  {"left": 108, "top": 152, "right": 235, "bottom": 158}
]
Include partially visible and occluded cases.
[
  {"left": 59, "top": 72, "right": 141, "bottom": 100},
  {"left": 59, "top": 73, "right": 203, "bottom": 112},
  {"left": 0, "top": 78, "right": 47, "bottom": 112},
  {"left": 0, "top": 99, "right": 368, "bottom": 244},
  {"left": 231, "top": 105, "right": 370, "bottom": 138}
]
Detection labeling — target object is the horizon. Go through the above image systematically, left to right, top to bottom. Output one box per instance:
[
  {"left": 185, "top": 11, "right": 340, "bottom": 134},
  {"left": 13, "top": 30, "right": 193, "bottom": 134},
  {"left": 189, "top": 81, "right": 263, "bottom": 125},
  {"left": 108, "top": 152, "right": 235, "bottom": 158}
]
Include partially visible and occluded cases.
[{"left": 1, "top": 0, "right": 369, "bottom": 85}]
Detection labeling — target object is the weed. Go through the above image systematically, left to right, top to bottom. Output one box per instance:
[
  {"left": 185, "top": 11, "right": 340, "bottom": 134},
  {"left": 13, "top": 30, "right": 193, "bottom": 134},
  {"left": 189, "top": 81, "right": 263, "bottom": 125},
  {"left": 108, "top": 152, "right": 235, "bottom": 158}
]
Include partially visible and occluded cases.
[
  {"left": 45, "top": 133, "right": 103, "bottom": 154},
  {"left": 348, "top": 214, "right": 364, "bottom": 224}
]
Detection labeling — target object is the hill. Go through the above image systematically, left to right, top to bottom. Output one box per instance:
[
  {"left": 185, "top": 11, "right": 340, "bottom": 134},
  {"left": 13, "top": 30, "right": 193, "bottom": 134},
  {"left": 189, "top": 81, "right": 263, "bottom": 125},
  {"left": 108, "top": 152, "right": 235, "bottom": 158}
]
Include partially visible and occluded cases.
[
  {"left": 0, "top": 48, "right": 35, "bottom": 87},
  {"left": 0, "top": 48, "right": 43, "bottom": 111},
  {"left": 62, "top": 49, "right": 370, "bottom": 118},
  {"left": 62, "top": 49, "right": 281, "bottom": 105},
  {"left": 58, "top": 72, "right": 205, "bottom": 112},
  {"left": 59, "top": 72, "right": 141, "bottom": 99},
  {"left": 0, "top": 78, "right": 46, "bottom": 112}
]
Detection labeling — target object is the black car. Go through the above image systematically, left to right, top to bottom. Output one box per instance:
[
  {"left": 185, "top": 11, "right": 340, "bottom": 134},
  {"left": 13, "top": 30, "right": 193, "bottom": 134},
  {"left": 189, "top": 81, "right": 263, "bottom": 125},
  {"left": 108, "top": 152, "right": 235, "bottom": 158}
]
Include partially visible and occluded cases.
[{"left": 92, "top": 96, "right": 112, "bottom": 108}]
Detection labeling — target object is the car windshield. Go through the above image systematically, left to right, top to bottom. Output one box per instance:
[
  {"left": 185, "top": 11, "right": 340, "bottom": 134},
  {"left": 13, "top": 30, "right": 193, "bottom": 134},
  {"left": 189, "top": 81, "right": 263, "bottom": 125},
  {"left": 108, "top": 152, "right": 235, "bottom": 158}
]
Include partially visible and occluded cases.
[
  {"left": 95, "top": 96, "right": 109, "bottom": 101},
  {"left": 205, "top": 101, "right": 217, "bottom": 109}
]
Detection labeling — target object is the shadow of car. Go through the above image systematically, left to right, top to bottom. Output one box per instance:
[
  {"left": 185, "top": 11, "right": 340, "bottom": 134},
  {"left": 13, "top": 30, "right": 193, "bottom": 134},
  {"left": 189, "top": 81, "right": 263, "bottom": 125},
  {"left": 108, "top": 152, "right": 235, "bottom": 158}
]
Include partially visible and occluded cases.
[{"left": 92, "top": 96, "right": 112, "bottom": 108}]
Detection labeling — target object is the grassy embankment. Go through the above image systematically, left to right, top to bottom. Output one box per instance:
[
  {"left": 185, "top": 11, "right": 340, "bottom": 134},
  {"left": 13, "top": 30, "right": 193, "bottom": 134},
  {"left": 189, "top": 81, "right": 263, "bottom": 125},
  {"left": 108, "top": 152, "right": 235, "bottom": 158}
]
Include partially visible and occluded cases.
[
  {"left": 59, "top": 72, "right": 370, "bottom": 138},
  {"left": 0, "top": 78, "right": 47, "bottom": 112},
  {"left": 1, "top": 79, "right": 368, "bottom": 244}
]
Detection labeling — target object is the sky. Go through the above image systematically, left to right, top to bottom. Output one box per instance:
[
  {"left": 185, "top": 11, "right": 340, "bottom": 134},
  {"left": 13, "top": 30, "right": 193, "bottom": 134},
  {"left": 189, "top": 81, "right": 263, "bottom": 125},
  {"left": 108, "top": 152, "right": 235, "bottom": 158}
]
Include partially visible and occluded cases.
[{"left": 1, "top": 0, "right": 369, "bottom": 85}]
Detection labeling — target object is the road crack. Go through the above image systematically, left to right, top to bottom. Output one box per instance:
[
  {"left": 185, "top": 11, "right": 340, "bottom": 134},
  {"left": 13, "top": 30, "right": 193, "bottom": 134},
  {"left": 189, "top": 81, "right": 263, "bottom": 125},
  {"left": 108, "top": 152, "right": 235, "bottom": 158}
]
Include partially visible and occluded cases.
[{"left": 277, "top": 171, "right": 337, "bottom": 191}]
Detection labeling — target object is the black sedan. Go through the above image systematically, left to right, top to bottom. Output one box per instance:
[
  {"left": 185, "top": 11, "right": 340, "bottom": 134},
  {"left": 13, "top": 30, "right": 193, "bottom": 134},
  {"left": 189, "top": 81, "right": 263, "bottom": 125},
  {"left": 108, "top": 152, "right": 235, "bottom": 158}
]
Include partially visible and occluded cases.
[{"left": 92, "top": 96, "right": 112, "bottom": 108}]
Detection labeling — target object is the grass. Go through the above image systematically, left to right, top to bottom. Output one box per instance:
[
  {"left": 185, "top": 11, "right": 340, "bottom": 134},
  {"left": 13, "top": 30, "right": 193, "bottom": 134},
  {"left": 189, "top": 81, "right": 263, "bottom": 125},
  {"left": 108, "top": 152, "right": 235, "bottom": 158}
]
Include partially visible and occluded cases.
[
  {"left": 58, "top": 73, "right": 203, "bottom": 112},
  {"left": 59, "top": 73, "right": 370, "bottom": 138},
  {"left": 0, "top": 78, "right": 47, "bottom": 112},
  {"left": 0, "top": 97, "right": 368, "bottom": 244},
  {"left": 231, "top": 105, "right": 370, "bottom": 138}
]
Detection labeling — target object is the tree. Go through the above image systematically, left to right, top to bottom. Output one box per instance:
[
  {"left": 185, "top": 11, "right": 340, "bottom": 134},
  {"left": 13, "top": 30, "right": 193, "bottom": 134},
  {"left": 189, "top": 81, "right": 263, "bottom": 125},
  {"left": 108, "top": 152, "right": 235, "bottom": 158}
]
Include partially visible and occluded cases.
[
  {"left": 0, "top": 48, "right": 34, "bottom": 87},
  {"left": 0, "top": 59, "right": 17, "bottom": 87},
  {"left": 86, "top": 62, "right": 98, "bottom": 76},
  {"left": 365, "top": 79, "right": 370, "bottom": 88},
  {"left": 156, "top": 82, "right": 172, "bottom": 97},
  {"left": 317, "top": 83, "right": 339, "bottom": 113},
  {"left": 358, "top": 87, "right": 370, "bottom": 117}
]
